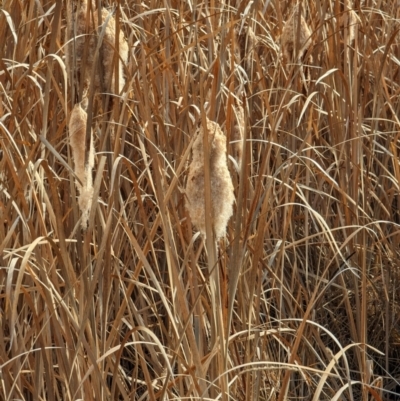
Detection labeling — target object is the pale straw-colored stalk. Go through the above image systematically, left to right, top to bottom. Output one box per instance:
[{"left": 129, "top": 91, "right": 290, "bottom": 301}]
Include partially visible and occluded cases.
[{"left": 231, "top": 102, "right": 244, "bottom": 171}]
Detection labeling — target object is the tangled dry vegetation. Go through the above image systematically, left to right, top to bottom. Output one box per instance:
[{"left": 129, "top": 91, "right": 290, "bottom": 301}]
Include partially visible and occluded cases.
[{"left": 1, "top": 0, "right": 400, "bottom": 400}]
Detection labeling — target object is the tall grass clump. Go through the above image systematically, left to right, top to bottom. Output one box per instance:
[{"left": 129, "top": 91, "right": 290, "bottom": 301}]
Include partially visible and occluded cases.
[{"left": 1, "top": 0, "right": 400, "bottom": 400}]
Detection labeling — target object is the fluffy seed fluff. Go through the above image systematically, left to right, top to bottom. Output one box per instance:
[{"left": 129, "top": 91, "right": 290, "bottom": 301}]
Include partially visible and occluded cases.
[
  {"left": 66, "top": 0, "right": 129, "bottom": 95},
  {"left": 281, "top": 5, "right": 312, "bottom": 63},
  {"left": 69, "top": 103, "right": 95, "bottom": 229},
  {"left": 231, "top": 103, "right": 244, "bottom": 171},
  {"left": 186, "top": 118, "right": 235, "bottom": 240}
]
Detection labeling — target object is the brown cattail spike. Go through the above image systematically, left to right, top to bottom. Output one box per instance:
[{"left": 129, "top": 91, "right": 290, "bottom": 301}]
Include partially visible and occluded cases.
[
  {"left": 66, "top": 0, "right": 129, "bottom": 96},
  {"left": 339, "top": 0, "right": 357, "bottom": 44},
  {"left": 281, "top": 4, "right": 312, "bottom": 64},
  {"left": 99, "top": 7, "right": 129, "bottom": 95},
  {"left": 69, "top": 103, "right": 95, "bottom": 229},
  {"left": 186, "top": 118, "right": 235, "bottom": 240}
]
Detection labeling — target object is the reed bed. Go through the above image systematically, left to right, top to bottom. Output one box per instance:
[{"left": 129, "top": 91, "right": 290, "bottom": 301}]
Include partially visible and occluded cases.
[{"left": 0, "top": 0, "right": 400, "bottom": 400}]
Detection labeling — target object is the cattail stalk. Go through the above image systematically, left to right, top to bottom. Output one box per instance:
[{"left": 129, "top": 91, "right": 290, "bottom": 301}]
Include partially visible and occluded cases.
[{"left": 231, "top": 102, "right": 244, "bottom": 171}]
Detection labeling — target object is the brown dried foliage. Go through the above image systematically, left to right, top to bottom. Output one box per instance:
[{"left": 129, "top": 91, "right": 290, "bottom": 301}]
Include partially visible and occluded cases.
[{"left": 1, "top": 1, "right": 400, "bottom": 400}]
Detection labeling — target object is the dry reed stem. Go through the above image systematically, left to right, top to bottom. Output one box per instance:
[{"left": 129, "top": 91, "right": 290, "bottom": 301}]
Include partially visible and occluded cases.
[
  {"left": 66, "top": 0, "right": 128, "bottom": 95},
  {"left": 280, "top": 4, "right": 312, "bottom": 64},
  {"left": 241, "top": 25, "right": 259, "bottom": 72},
  {"left": 69, "top": 102, "right": 94, "bottom": 229},
  {"left": 231, "top": 102, "right": 244, "bottom": 170},
  {"left": 186, "top": 118, "right": 235, "bottom": 240}
]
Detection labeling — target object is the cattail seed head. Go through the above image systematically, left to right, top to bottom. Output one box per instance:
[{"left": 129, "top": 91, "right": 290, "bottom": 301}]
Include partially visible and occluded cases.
[
  {"left": 66, "top": 0, "right": 128, "bottom": 95},
  {"left": 339, "top": 0, "right": 357, "bottom": 43},
  {"left": 281, "top": 5, "right": 312, "bottom": 64},
  {"left": 99, "top": 7, "right": 129, "bottom": 94},
  {"left": 69, "top": 103, "right": 94, "bottom": 229},
  {"left": 69, "top": 103, "right": 87, "bottom": 189},
  {"left": 186, "top": 118, "right": 235, "bottom": 240}
]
